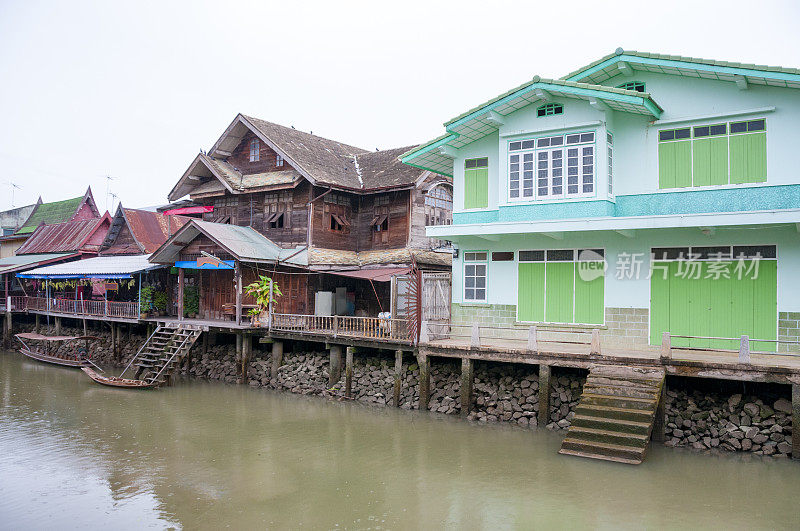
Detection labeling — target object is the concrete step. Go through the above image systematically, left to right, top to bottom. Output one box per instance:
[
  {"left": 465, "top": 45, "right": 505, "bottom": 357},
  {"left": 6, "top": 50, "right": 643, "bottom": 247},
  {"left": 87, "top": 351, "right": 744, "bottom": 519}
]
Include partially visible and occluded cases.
[
  {"left": 586, "top": 376, "right": 662, "bottom": 389},
  {"left": 582, "top": 383, "right": 661, "bottom": 400},
  {"left": 580, "top": 392, "right": 658, "bottom": 409},
  {"left": 575, "top": 403, "right": 654, "bottom": 423},
  {"left": 570, "top": 414, "right": 652, "bottom": 435},
  {"left": 566, "top": 425, "right": 650, "bottom": 448},
  {"left": 559, "top": 438, "right": 644, "bottom": 464}
]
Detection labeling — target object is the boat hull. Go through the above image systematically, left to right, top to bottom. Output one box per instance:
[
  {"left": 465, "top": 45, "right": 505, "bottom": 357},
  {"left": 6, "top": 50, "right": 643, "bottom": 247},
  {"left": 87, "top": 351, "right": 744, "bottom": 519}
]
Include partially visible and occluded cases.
[
  {"left": 19, "top": 347, "right": 88, "bottom": 368},
  {"left": 81, "top": 367, "right": 157, "bottom": 389}
]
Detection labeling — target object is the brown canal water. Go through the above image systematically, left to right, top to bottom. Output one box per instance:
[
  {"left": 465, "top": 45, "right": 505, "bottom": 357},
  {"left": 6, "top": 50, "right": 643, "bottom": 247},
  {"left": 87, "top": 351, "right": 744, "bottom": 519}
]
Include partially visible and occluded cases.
[{"left": 1, "top": 352, "right": 798, "bottom": 530}]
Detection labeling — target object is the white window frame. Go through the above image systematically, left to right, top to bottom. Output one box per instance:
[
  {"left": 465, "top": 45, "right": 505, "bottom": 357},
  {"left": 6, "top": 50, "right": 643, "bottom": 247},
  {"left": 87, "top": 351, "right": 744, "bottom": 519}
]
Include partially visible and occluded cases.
[
  {"left": 508, "top": 131, "right": 596, "bottom": 202},
  {"left": 607, "top": 132, "right": 613, "bottom": 196},
  {"left": 249, "top": 138, "right": 260, "bottom": 162},
  {"left": 276, "top": 154, "right": 284, "bottom": 167},
  {"left": 463, "top": 251, "right": 488, "bottom": 303}
]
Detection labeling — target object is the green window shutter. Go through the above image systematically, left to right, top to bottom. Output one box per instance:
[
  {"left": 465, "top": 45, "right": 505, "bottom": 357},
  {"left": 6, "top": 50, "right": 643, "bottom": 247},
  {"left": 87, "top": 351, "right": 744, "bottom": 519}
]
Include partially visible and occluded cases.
[
  {"left": 730, "top": 133, "right": 767, "bottom": 184},
  {"left": 693, "top": 137, "right": 728, "bottom": 186},
  {"left": 658, "top": 141, "right": 692, "bottom": 189},
  {"left": 464, "top": 168, "right": 488, "bottom": 209},
  {"left": 752, "top": 259, "right": 777, "bottom": 352},
  {"left": 544, "top": 262, "right": 574, "bottom": 324},
  {"left": 573, "top": 262, "right": 604, "bottom": 324},
  {"left": 649, "top": 262, "right": 671, "bottom": 345},
  {"left": 667, "top": 262, "right": 692, "bottom": 348},
  {"left": 517, "top": 263, "right": 545, "bottom": 322}
]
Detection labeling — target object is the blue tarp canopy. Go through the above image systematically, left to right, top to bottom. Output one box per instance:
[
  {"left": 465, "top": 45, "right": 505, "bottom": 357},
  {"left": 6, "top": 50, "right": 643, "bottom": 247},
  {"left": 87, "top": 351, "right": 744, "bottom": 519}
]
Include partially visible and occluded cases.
[{"left": 174, "top": 260, "right": 235, "bottom": 270}]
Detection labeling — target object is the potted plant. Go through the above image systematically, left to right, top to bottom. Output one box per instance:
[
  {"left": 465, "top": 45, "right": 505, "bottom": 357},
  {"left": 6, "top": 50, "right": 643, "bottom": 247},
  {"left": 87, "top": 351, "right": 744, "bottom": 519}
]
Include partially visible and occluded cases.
[
  {"left": 244, "top": 275, "right": 282, "bottom": 327},
  {"left": 139, "top": 285, "right": 155, "bottom": 319},
  {"left": 183, "top": 286, "right": 200, "bottom": 319},
  {"left": 153, "top": 291, "right": 169, "bottom": 316}
]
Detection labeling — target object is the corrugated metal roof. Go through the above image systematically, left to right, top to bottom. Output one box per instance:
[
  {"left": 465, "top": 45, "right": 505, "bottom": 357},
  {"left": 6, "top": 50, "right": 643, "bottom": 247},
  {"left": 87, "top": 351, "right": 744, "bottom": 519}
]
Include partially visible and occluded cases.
[
  {"left": 123, "top": 208, "right": 190, "bottom": 254},
  {"left": 16, "top": 215, "right": 111, "bottom": 255},
  {"left": 0, "top": 253, "right": 79, "bottom": 275},
  {"left": 18, "top": 254, "right": 163, "bottom": 279}
]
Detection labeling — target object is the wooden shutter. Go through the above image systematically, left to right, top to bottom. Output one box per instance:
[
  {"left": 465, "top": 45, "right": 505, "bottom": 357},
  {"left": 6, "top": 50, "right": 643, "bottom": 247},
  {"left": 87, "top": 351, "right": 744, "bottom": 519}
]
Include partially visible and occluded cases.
[
  {"left": 730, "top": 132, "right": 767, "bottom": 184},
  {"left": 692, "top": 137, "right": 728, "bottom": 186},
  {"left": 658, "top": 141, "right": 692, "bottom": 188},
  {"left": 517, "top": 263, "right": 545, "bottom": 322}
]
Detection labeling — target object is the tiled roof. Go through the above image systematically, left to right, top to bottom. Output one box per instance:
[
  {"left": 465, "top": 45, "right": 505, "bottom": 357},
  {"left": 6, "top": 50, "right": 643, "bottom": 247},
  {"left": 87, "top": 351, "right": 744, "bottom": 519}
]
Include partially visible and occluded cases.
[
  {"left": 355, "top": 146, "right": 422, "bottom": 189},
  {"left": 203, "top": 154, "right": 302, "bottom": 191},
  {"left": 15, "top": 196, "right": 84, "bottom": 235},
  {"left": 108, "top": 207, "right": 191, "bottom": 254},
  {"left": 16, "top": 217, "right": 109, "bottom": 255},
  {"left": 308, "top": 247, "right": 451, "bottom": 267}
]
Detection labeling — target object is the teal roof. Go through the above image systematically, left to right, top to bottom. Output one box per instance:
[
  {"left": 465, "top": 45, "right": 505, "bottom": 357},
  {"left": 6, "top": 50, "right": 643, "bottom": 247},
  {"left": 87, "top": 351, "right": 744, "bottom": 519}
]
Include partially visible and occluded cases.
[
  {"left": 563, "top": 49, "right": 800, "bottom": 88},
  {"left": 16, "top": 196, "right": 84, "bottom": 235}
]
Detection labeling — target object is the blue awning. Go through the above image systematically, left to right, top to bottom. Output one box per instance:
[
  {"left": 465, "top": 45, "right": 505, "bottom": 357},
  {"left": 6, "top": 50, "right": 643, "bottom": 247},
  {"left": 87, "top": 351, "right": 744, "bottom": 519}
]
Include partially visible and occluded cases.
[{"left": 174, "top": 260, "right": 235, "bottom": 270}]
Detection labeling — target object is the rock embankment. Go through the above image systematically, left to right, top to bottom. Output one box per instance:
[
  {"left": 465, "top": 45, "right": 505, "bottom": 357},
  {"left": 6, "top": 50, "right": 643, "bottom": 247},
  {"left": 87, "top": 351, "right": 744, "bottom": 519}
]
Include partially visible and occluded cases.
[{"left": 664, "top": 388, "right": 793, "bottom": 458}]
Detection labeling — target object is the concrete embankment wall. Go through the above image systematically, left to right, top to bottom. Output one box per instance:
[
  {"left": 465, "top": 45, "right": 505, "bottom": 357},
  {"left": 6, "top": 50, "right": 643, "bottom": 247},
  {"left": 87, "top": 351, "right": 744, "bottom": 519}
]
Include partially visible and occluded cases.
[{"left": 13, "top": 319, "right": 793, "bottom": 459}]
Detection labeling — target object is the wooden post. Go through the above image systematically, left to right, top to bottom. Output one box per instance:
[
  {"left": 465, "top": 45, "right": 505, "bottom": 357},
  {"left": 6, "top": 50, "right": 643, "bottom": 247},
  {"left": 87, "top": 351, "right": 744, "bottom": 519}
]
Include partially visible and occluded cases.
[
  {"left": 234, "top": 261, "right": 242, "bottom": 327},
  {"left": 177, "top": 268, "right": 185, "bottom": 322},
  {"left": 35, "top": 314, "right": 40, "bottom": 333},
  {"left": 54, "top": 316, "right": 62, "bottom": 335},
  {"left": 82, "top": 319, "right": 87, "bottom": 336},
  {"left": 111, "top": 323, "right": 118, "bottom": 361},
  {"left": 202, "top": 331, "right": 209, "bottom": 357},
  {"left": 235, "top": 332, "right": 243, "bottom": 379},
  {"left": 660, "top": 332, "right": 671, "bottom": 361},
  {"left": 240, "top": 334, "right": 251, "bottom": 384},
  {"left": 739, "top": 335, "right": 750, "bottom": 364},
  {"left": 271, "top": 340, "right": 283, "bottom": 379},
  {"left": 328, "top": 345, "right": 342, "bottom": 386},
  {"left": 345, "top": 346, "right": 354, "bottom": 398},
  {"left": 393, "top": 350, "right": 403, "bottom": 407},
  {"left": 417, "top": 352, "right": 430, "bottom": 411},
  {"left": 460, "top": 356, "right": 473, "bottom": 416},
  {"left": 537, "top": 364, "right": 551, "bottom": 427},
  {"left": 652, "top": 380, "right": 666, "bottom": 442},
  {"left": 792, "top": 384, "right": 799, "bottom": 461}
]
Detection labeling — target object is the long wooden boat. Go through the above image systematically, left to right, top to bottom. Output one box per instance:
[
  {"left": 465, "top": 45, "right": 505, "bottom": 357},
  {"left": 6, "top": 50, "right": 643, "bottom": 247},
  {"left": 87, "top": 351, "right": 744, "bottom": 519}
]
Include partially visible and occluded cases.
[
  {"left": 14, "top": 333, "right": 100, "bottom": 368},
  {"left": 81, "top": 367, "right": 157, "bottom": 389}
]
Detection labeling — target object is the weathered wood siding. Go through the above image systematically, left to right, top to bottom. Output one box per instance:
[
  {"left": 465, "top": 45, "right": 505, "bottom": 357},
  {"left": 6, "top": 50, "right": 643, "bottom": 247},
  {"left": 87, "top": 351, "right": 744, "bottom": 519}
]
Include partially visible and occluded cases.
[
  {"left": 228, "top": 130, "right": 287, "bottom": 175},
  {"left": 309, "top": 188, "right": 357, "bottom": 251},
  {"left": 355, "top": 190, "right": 410, "bottom": 251}
]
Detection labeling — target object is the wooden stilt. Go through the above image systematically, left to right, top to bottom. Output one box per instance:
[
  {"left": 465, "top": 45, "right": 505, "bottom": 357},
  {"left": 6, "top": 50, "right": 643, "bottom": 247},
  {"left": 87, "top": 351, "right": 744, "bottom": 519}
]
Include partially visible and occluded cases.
[
  {"left": 3, "top": 308, "right": 10, "bottom": 349},
  {"left": 35, "top": 314, "right": 40, "bottom": 333},
  {"left": 54, "top": 317, "right": 62, "bottom": 336},
  {"left": 82, "top": 319, "right": 87, "bottom": 336},
  {"left": 202, "top": 331, "right": 209, "bottom": 358},
  {"left": 235, "top": 332, "right": 243, "bottom": 380},
  {"left": 240, "top": 334, "right": 252, "bottom": 384},
  {"left": 271, "top": 340, "right": 283, "bottom": 379},
  {"left": 328, "top": 345, "right": 342, "bottom": 387},
  {"left": 345, "top": 346, "right": 354, "bottom": 398},
  {"left": 393, "top": 350, "right": 403, "bottom": 407},
  {"left": 418, "top": 352, "right": 430, "bottom": 411},
  {"left": 460, "top": 356, "right": 474, "bottom": 416},
  {"left": 537, "top": 364, "right": 551, "bottom": 427},
  {"left": 652, "top": 378, "right": 667, "bottom": 442},
  {"left": 793, "top": 384, "right": 799, "bottom": 461}
]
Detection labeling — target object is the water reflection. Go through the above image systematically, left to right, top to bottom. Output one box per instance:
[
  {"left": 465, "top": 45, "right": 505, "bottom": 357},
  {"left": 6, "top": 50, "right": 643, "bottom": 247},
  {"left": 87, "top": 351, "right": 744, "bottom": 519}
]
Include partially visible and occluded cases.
[{"left": 1, "top": 353, "right": 798, "bottom": 529}]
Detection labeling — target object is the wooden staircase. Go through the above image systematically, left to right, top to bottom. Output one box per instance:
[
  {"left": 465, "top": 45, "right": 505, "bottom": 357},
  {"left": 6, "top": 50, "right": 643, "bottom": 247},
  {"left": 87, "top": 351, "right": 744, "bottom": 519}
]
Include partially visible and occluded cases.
[
  {"left": 124, "top": 324, "right": 203, "bottom": 387},
  {"left": 559, "top": 366, "right": 665, "bottom": 465}
]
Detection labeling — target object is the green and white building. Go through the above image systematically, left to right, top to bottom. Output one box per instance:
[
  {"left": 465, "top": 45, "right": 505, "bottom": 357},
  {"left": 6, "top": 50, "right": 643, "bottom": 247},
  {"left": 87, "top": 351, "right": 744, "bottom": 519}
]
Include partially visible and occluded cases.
[{"left": 401, "top": 49, "right": 800, "bottom": 352}]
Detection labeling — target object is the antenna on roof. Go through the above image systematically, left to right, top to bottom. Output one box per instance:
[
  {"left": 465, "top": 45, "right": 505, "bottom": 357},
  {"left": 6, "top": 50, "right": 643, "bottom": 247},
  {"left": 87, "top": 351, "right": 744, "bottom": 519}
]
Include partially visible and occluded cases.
[
  {"left": 105, "top": 175, "right": 114, "bottom": 211},
  {"left": 5, "top": 182, "right": 21, "bottom": 208},
  {"left": 109, "top": 192, "right": 120, "bottom": 213}
]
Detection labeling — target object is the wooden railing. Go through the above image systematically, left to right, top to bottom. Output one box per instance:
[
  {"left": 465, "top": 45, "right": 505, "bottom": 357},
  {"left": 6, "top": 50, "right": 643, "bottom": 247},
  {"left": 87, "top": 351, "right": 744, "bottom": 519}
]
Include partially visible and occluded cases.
[
  {"left": 0, "top": 295, "right": 28, "bottom": 311},
  {"left": 20, "top": 296, "right": 140, "bottom": 320},
  {"left": 271, "top": 313, "right": 413, "bottom": 343}
]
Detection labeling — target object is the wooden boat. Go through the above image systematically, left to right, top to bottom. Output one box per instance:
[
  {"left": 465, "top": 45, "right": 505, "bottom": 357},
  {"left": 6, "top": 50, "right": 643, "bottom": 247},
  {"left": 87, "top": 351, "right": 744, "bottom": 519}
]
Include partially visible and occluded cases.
[
  {"left": 14, "top": 332, "right": 100, "bottom": 368},
  {"left": 81, "top": 367, "right": 157, "bottom": 389}
]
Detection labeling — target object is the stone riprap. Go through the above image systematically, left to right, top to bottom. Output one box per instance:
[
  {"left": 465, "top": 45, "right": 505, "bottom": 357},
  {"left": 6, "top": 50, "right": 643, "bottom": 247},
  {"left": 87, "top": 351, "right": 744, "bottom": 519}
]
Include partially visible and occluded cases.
[{"left": 11, "top": 321, "right": 793, "bottom": 459}]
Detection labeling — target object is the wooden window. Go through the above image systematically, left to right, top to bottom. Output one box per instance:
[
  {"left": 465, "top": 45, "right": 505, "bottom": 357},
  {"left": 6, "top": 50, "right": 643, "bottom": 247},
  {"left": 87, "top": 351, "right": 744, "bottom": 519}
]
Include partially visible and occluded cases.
[
  {"left": 617, "top": 81, "right": 645, "bottom": 92},
  {"left": 537, "top": 103, "right": 563, "bottom": 117},
  {"left": 729, "top": 119, "right": 766, "bottom": 184},
  {"left": 249, "top": 139, "right": 260, "bottom": 162},
  {"left": 276, "top": 154, "right": 284, "bottom": 167},
  {"left": 268, "top": 212, "right": 284, "bottom": 228},
  {"left": 492, "top": 251, "right": 514, "bottom": 261}
]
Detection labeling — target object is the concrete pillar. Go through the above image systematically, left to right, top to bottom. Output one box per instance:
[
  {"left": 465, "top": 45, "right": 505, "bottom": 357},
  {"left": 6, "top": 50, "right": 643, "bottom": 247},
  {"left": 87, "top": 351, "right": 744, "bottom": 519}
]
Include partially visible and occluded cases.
[
  {"left": 2, "top": 310, "right": 10, "bottom": 349},
  {"left": 35, "top": 314, "right": 40, "bottom": 333},
  {"left": 54, "top": 317, "right": 62, "bottom": 335},
  {"left": 111, "top": 323, "right": 118, "bottom": 361},
  {"left": 235, "top": 332, "right": 243, "bottom": 379},
  {"left": 240, "top": 334, "right": 252, "bottom": 384},
  {"left": 271, "top": 340, "right": 283, "bottom": 379},
  {"left": 328, "top": 345, "right": 342, "bottom": 387},
  {"left": 345, "top": 346, "right": 354, "bottom": 398},
  {"left": 393, "top": 350, "right": 403, "bottom": 407},
  {"left": 418, "top": 352, "right": 430, "bottom": 411},
  {"left": 460, "top": 357, "right": 474, "bottom": 416},
  {"left": 537, "top": 364, "right": 551, "bottom": 427},
  {"left": 652, "top": 380, "right": 666, "bottom": 442},
  {"left": 793, "top": 384, "right": 799, "bottom": 461}
]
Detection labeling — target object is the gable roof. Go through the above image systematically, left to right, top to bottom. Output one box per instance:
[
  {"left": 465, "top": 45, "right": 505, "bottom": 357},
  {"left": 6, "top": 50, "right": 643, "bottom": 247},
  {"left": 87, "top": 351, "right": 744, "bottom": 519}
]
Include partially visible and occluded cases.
[
  {"left": 563, "top": 49, "right": 800, "bottom": 89},
  {"left": 401, "top": 77, "right": 662, "bottom": 176},
  {"left": 170, "top": 114, "right": 434, "bottom": 200},
  {"left": 15, "top": 188, "right": 100, "bottom": 235},
  {"left": 100, "top": 205, "right": 191, "bottom": 255},
  {"left": 16, "top": 213, "right": 111, "bottom": 255},
  {"left": 149, "top": 219, "right": 308, "bottom": 266}
]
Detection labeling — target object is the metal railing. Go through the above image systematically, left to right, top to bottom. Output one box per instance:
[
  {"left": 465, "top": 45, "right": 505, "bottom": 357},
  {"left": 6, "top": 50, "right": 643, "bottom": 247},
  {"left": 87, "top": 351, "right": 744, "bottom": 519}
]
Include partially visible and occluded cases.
[
  {"left": 21, "top": 296, "right": 140, "bottom": 320},
  {"left": 271, "top": 313, "right": 413, "bottom": 343}
]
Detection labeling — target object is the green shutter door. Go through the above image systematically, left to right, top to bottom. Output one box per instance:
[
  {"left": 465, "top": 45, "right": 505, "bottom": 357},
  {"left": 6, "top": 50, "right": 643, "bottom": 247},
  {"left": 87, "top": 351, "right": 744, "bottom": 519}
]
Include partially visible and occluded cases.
[
  {"left": 730, "top": 133, "right": 767, "bottom": 184},
  {"left": 693, "top": 137, "right": 728, "bottom": 186},
  {"left": 658, "top": 141, "right": 692, "bottom": 189},
  {"left": 464, "top": 168, "right": 488, "bottom": 209},
  {"left": 464, "top": 170, "right": 475, "bottom": 209},
  {"left": 650, "top": 260, "right": 777, "bottom": 351},
  {"left": 545, "top": 262, "right": 574, "bottom": 323},
  {"left": 574, "top": 262, "right": 604, "bottom": 324},
  {"left": 518, "top": 263, "right": 545, "bottom": 322}
]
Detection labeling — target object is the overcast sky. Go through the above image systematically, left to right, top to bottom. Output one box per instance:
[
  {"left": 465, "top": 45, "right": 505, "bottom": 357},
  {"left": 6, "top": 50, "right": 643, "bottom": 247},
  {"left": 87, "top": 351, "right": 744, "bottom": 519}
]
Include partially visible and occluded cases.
[{"left": 1, "top": 0, "right": 798, "bottom": 212}]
